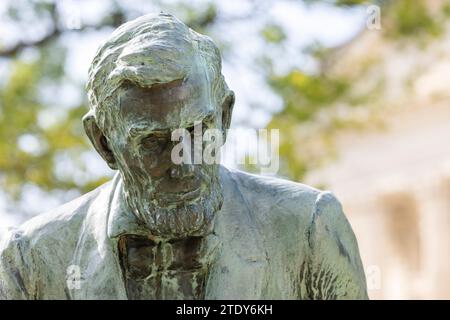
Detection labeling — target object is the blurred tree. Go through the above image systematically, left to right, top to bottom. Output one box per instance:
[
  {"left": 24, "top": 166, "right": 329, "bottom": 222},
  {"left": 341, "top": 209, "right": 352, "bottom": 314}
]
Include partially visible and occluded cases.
[{"left": 265, "top": 0, "right": 450, "bottom": 180}]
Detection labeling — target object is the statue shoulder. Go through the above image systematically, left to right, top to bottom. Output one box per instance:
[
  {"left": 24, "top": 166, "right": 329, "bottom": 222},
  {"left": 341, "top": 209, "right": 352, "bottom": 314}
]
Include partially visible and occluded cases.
[
  {"left": 220, "top": 167, "right": 368, "bottom": 299},
  {"left": 224, "top": 167, "right": 321, "bottom": 220},
  {"left": 1, "top": 181, "right": 110, "bottom": 258},
  {"left": 0, "top": 182, "right": 111, "bottom": 299},
  {"left": 304, "top": 191, "right": 368, "bottom": 299},
  {"left": 0, "top": 227, "right": 33, "bottom": 299}
]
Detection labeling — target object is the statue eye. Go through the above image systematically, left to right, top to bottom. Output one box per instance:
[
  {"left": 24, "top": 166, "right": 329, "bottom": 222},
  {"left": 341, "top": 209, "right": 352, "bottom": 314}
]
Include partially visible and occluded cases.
[{"left": 139, "top": 134, "right": 168, "bottom": 151}]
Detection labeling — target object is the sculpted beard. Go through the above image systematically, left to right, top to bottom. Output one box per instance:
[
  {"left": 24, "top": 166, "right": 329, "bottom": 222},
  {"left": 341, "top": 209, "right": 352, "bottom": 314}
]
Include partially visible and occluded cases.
[{"left": 120, "top": 164, "right": 223, "bottom": 239}]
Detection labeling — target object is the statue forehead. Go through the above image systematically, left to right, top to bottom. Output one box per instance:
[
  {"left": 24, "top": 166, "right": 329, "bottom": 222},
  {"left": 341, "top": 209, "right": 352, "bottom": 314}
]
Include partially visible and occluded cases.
[
  {"left": 87, "top": 13, "right": 225, "bottom": 135},
  {"left": 117, "top": 70, "right": 214, "bottom": 132}
]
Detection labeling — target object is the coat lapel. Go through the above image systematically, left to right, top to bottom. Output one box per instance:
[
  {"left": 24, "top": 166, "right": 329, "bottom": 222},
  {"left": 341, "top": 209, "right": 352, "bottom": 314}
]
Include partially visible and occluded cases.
[
  {"left": 205, "top": 167, "right": 269, "bottom": 299},
  {"left": 69, "top": 173, "right": 128, "bottom": 299}
]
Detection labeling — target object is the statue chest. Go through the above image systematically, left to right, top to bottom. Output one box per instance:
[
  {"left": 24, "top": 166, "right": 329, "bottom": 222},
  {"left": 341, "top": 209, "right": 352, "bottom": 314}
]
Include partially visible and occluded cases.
[{"left": 118, "top": 235, "right": 213, "bottom": 299}]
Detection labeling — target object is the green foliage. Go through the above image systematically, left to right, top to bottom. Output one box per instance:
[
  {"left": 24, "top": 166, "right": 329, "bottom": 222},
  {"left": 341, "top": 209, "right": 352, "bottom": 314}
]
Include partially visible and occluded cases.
[
  {"left": 261, "top": 0, "right": 449, "bottom": 181},
  {"left": 304, "top": 0, "right": 370, "bottom": 6},
  {"left": 335, "top": 0, "right": 369, "bottom": 6},
  {"left": 388, "top": 0, "right": 442, "bottom": 38},
  {"left": 443, "top": 2, "right": 450, "bottom": 18},
  {"left": 182, "top": 3, "right": 217, "bottom": 32},
  {"left": 261, "top": 24, "right": 286, "bottom": 43},
  {"left": 0, "top": 54, "right": 108, "bottom": 201},
  {"left": 264, "top": 69, "right": 350, "bottom": 180},
  {"left": 270, "top": 70, "right": 349, "bottom": 121}
]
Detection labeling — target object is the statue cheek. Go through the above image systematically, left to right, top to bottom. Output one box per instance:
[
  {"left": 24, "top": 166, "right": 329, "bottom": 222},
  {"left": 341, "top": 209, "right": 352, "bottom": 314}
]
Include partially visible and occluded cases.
[
  {"left": 139, "top": 146, "right": 174, "bottom": 174},
  {"left": 131, "top": 154, "right": 165, "bottom": 178}
]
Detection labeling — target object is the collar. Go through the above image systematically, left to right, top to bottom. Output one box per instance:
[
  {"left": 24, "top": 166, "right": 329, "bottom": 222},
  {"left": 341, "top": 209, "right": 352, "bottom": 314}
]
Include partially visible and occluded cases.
[{"left": 107, "top": 172, "right": 151, "bottom": 239}]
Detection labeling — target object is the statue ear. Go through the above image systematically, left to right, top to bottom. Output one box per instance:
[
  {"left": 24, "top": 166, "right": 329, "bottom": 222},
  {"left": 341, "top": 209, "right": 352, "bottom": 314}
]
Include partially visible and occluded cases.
[
  {"left": 221, "top": 90, "right": 235, "bottom": 143},
  {"left": 82, "top": 112, "right": 118, "bottom": 170}
]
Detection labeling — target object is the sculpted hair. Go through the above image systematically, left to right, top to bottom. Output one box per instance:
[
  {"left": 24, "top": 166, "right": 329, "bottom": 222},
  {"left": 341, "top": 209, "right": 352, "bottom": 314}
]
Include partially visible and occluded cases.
[{"left": 86, "top": 12, "right": 229, "bottom": 134}]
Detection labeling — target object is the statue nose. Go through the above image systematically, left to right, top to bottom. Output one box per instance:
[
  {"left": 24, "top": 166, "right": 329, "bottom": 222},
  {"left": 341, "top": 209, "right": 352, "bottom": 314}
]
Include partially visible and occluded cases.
[{"left": 168, "top": 164, "right": 195, "bottom": 179}]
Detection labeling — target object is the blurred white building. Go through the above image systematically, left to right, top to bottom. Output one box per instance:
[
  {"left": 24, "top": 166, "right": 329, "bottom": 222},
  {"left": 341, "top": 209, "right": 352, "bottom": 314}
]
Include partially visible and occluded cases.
[{"left": 306, "top": 9, "right": 450, "bottom": 298}]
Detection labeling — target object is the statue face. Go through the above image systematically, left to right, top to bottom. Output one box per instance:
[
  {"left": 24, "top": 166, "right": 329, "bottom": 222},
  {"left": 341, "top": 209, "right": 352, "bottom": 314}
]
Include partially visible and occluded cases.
[
  {"left": 83, "top": 13, "right": 235, "bottom": 238},
  {"left": 107, "top": 68, "right": 224, "bottom": 238},
  {"left": 114, "top": 70, "right": 216, "bottom": 200}
]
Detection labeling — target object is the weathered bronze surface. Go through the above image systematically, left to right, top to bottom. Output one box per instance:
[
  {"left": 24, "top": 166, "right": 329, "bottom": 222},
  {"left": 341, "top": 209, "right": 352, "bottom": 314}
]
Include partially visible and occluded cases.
[
  {"left": 0, "top": 13, "right": 368, "bottom": 300},
  {"left": 119, "top": 235, "right": 210, "bottom": 299}
]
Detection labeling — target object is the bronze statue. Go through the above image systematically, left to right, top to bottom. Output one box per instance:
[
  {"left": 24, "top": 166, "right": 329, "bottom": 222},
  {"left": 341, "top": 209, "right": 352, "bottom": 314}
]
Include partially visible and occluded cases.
[{"left": 0, "top": 13, "right": 367, "bottom": 299}]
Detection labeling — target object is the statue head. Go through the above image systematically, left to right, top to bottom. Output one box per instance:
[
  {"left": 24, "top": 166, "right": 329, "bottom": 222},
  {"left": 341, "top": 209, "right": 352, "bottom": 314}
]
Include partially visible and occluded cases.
[{"left": 84, "top": 13, "right": 235, "bottom": 239}]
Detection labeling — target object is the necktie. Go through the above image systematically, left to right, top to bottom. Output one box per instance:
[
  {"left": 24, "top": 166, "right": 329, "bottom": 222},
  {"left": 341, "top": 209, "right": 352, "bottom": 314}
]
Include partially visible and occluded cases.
[{"left": 118, "top": 235, "right": 210, "bottom": 299}]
